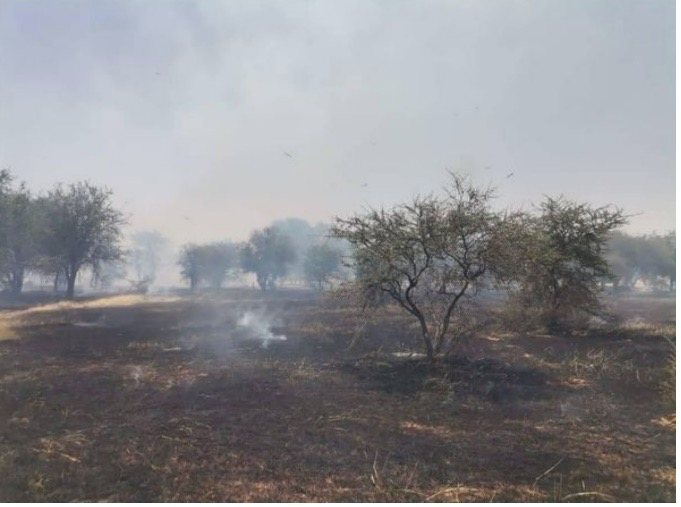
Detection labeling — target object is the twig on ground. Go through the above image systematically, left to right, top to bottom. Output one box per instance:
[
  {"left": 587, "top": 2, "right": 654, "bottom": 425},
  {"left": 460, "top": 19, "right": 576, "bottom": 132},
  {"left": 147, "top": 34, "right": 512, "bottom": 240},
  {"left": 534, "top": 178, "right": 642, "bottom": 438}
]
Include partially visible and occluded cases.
[
  {"left": 371, "top": 451, "right": 380, "bottom": 488},
  {"left": 533, "top": 456, "right": 565, "bottom": 488},
  {"left": 425, "top": 486, "right": 460, "bottom": 502},
  {"left": 561, "top": 491, "right": 616, "bottom": 502}
]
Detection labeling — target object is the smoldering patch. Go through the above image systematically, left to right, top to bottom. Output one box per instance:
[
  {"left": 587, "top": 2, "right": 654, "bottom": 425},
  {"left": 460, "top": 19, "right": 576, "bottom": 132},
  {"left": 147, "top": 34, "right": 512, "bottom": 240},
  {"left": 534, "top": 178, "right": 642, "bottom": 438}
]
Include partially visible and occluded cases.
[
  {"left": 168, "top": 304, "right": 290, "bottom": 354},
  {"left": 236, "top": 310, "right": 287, "bottom": 348}
]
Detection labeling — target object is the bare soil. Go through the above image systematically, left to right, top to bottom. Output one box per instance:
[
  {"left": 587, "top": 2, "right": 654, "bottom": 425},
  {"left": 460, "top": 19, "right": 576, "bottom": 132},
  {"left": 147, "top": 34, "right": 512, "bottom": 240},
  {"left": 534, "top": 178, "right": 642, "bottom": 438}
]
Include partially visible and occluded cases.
[{"left": 0, "top": 290, "right": 674, "bottom": 501}]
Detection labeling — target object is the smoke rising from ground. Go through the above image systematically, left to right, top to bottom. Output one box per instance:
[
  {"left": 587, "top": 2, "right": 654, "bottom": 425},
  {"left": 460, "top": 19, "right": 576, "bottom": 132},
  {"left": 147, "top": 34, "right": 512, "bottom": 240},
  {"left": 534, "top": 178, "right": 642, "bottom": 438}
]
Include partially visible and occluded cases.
[
  {"left": 169, "top": 298, "right": 292, "bottom": 354},
  {"left": 237, "top": 310, "right": 287, "bottom": 348}
]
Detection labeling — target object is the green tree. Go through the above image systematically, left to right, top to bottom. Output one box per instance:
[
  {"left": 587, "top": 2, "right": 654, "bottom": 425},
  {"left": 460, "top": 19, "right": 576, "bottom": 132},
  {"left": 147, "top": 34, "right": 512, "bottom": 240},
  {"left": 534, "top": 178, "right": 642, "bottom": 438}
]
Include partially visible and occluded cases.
[
  {"left": 0, "top": 171, "right": 41, "bottom": 294},
  {"left": 333, "top": 174, "right": 517, "bottom": 361},
  {"left": 41, "top": 182, "right": 126, "bottom": 298},
  {"left": 512, "top": 197, "right": 626, "bottom": 329},
  {"left": 241, "top": 227, "right": 295, "bottom": 291},
  {"left": 606, "top": 231, "right": 644, "bottom": 290},
  {"left": 639, "top": 232, "right": 675, "bottom": 291},
  {"left": 178, "top": 242, "right": 239, "bottom": 290},
  {"left": 198, "top": 242, "right": 239, "bottom": 289},
  {"left": 178, "top": 243, "right": 202, "bottom": 291},
  {"left": 303, "top": 244, "right": 343, "bottom": 291}
]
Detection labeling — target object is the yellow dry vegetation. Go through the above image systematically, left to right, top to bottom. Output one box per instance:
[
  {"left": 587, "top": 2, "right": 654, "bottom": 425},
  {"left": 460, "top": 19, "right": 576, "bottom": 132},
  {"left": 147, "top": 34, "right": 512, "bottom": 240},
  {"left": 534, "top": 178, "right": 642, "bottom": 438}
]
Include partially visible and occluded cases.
[
  {"left": 13, "top": 294, "right": 180, "bottom": 316},
  {"left": 0, "top": 319, "right": 18, "bottom": 341}
]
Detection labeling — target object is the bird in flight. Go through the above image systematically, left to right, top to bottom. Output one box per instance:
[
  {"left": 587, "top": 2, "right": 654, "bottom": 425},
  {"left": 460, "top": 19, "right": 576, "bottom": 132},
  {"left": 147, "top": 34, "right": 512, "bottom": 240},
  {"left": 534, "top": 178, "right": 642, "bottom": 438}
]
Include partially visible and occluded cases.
[
  {"left": 283, "top": 152, "right": 293, "bottom": 158},
  {"left": 506, "top": 172, "right": 515, "bottom": 179}
]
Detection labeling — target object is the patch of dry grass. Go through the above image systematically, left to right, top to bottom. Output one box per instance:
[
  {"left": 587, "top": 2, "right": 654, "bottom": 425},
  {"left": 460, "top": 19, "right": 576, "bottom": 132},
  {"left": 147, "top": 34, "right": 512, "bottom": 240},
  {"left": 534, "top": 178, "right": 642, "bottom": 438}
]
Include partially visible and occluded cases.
[
  {"left": 6, "top": 294, "right": 180, "bottom": 322},
  {"left": 0, "top": 319, "right": 19, "bottom": 340},
  {"left": 612, "top": 319, "right": 676, "bottom": 340},
  {"left": 660, "top": 335, "right": 675, "bottom": 405},
  {"left": 565, "top": 348, "right": 638, "bottom": 380}
]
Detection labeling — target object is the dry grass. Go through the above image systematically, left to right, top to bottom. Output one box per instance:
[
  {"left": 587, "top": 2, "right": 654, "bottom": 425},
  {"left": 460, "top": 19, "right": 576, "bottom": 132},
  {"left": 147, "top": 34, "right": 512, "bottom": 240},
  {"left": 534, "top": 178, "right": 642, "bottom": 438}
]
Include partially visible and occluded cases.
[
  {"left": 0, "top": 291, "right": 674, "bottom": 502},
  {"left": 13, "top": 294, "right": 178, "bottom": 314},
  {"left": 0, "top": 319, "right": 19, "bottom": 341},
  {"left": 660, "top": 335, "right": 675, "bottom": 405}
]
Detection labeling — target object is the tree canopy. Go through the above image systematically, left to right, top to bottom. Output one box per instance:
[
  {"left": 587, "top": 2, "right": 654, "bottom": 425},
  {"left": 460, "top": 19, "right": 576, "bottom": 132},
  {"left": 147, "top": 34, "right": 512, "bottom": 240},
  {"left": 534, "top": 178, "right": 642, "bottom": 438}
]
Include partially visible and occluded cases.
[
  {"left": 0, "top": 170, "right": 41, "bottom": 294},
  {"left": 333, "top": 174, "right": 518, "bottom": 361},
  {"left": 41, "top": 182, "right": 126, "bottom": 298},
  {"left": 511, "top": 196, "right": 627, "bottom": 328},
  {"left": 241, "top": 227, "right": 296, "bottom": 291},
  {"left": 178, "top": 241, "right": 239, "bottom": 291},
  {"left": 303, "top": 243, "right": 344, "bottom": 291}
]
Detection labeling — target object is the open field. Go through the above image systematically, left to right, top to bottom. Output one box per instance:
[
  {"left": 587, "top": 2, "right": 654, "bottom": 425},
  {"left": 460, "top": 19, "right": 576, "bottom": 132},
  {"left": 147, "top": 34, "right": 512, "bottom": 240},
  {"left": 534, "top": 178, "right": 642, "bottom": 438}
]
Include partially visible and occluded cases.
[{"left": 0, "top": 290, "right": 675, "bottom": 502}]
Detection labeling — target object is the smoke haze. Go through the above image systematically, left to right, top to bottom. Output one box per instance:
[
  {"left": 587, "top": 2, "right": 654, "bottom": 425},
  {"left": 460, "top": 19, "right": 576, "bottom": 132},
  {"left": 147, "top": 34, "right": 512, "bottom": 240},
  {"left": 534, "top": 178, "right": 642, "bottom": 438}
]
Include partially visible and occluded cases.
[{"left": 0, "top": 0, "right": 674, "bottom": 244}]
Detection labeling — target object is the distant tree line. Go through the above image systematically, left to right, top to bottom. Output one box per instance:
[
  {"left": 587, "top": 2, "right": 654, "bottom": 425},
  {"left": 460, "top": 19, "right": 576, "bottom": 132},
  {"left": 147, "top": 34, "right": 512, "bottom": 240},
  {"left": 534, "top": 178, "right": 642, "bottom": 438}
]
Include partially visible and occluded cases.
[
  {"left": 2, "top": 165, "right": 673, "bottom": 339},
  {"left": 178, "top": 224, "right": 346, "bottom": 292},
  {"left": 606, "top": 231, "right": 675, "bottom": 291},
  {"left": 179, "top": 241, "right": 240, "bottom": 291}
]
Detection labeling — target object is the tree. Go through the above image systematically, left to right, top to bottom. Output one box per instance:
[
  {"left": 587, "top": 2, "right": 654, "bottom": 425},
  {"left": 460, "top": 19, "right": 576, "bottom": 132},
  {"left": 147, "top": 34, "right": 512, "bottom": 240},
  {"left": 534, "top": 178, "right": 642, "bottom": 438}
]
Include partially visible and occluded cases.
[
  {"left": 0, "top": 170, "right": 41, "bottom": 294},
  {"left": 332, "top": 174, "right": 516, "bottom": 362},
  {"left": 41, "top": 182, "right": 126, "bottom": 298},
  {"left": 512, "top": 197, "right": 626, "bottom": 328},
  {"left": 270, "top": 218, "right": 332, "bottom": 282},
  {"left": 241, "top": 227, "right": 296, "bottom": 291},
  {"left": 129, "top": 230, "right": 170, "bottom": 288},
  {"left": 605, "top": 230, "right": 676, "bottom": 292},
  {"left": 606, "top": 231, "right": 644, "bottom": 290},
  {"left": 661, "top": 231, "right": 675, "bottom": 291},
  {"left": 638, "top": 232, "right": 675, "bottom": 291},
  {"left": 178, "top": 242, "right": 239, "bottom": 291},
  {"left": 198, "top": 242, "right": 239, "bottom": 289},
  {"left": 178, "top": 243, "right": 202, "bottom": 291},
  {"left": 303, "top": 244, "right": 343, "bottom": 291},
  {"left": 32, "top": 245, "right": 66, "bottom": 293},
  {"left": 91, "top": 260, "right": 127, "bottom": 291}
]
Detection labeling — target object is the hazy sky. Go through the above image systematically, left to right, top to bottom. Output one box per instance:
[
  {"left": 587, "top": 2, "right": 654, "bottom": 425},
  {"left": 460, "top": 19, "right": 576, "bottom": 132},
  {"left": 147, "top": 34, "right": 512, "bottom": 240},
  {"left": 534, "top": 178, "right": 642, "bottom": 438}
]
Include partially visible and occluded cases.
[{"left": 0, "top": 0, "right": 675, "bottom": 243}]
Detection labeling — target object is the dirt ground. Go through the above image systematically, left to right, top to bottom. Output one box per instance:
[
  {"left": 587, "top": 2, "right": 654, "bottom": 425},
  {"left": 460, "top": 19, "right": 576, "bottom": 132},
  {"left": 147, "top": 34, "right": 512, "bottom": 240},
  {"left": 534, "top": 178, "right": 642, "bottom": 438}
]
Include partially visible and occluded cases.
[{"left": 0, "top": 290, "right": 675, "bottom": 502}]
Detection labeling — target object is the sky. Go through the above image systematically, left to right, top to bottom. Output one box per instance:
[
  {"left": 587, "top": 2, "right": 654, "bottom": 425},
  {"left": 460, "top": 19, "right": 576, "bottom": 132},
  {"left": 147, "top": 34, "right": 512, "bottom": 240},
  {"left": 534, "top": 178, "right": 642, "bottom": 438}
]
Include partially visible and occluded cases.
[{"left": 0, "top": 0, "right": 675, "bottom": 244}]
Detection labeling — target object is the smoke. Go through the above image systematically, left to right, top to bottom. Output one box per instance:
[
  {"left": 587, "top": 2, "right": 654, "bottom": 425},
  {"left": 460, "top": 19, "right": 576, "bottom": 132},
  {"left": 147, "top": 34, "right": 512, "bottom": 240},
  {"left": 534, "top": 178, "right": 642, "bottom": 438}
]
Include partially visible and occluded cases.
[
  {"left": 171, "top": 300, "right": 291, "bottom": 353},
  {"left": 237, "top": 310, "right": 287, "bottom": 348},
  {"left": 127, "top": 365, "right": 145, "bottom": 388}
]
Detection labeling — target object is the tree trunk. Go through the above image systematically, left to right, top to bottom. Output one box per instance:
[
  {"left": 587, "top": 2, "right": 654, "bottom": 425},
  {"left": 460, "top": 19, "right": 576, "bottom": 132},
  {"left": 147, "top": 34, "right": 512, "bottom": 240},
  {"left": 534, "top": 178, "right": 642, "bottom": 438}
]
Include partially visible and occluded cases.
[
  {"left": 9, "top": 269, "right": 23, "bottom": 295},
  {"left": 66, "top": 269, "right": 77, "bottom": 299},
  {"left": 420, "top": 329, "right": 435, "bottom": 363}
]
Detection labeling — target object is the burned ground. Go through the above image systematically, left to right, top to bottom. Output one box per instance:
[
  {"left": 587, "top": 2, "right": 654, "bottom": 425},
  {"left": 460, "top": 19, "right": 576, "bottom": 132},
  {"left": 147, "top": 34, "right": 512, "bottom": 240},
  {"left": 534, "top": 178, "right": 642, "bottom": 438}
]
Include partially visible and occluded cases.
[{"left": 0, "top": 290, "right": 675, "bottom": 501}]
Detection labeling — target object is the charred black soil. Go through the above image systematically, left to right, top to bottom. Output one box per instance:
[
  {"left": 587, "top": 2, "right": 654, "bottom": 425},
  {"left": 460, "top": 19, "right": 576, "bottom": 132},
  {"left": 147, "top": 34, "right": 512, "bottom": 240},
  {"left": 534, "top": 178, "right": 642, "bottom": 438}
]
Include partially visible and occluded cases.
[{"left": 0, "top": 291, "right": 675, "bottom": 502}]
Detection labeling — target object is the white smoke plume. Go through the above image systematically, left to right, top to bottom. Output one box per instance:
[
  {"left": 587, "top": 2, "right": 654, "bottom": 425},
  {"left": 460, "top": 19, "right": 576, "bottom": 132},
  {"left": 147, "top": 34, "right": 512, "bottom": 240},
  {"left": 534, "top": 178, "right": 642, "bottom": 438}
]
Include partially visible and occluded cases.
[{"left": 237, "top": 310, "right": 287, "bottom": 348}]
